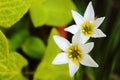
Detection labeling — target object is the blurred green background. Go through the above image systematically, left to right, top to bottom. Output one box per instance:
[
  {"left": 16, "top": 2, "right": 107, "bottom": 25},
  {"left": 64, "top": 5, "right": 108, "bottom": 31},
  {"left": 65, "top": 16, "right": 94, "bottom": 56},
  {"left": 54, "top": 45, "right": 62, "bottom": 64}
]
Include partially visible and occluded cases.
[{"left": 0, "top": 0, "right": 120, "bottom": 80}]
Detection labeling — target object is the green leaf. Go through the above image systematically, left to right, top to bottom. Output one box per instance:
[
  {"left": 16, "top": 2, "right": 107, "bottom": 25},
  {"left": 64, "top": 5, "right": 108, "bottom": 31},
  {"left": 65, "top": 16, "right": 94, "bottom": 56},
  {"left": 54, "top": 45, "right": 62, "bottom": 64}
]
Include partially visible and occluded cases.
[
  {"left": 0, "top": 0, "right": 31, "bottom": 28},
  {"left": 29, "top": 0, "right": 48, "bottom": 27},
  {"left": 30, "top": 0, "right": 76, "bottom": 27},
  {"left": 45, "top": 0, "right": 76, "bottom": 26},
  {"left": 34, "top": 28, "right": 73, "bottom": 80},
  {"left": 9, "top": 29, "right": 29, "bottom": 51},
  {"left": 0, "top": 30, "right": 9, "bottom": 61},
  {"left": 0, "top": 31, "right": 28, "bottom": 80},
  {"left": 22, "top": 37, "right": 46, "bottom": 59},
  {"left": 0, "top": 52, "right": 28, "bottom": 80}
]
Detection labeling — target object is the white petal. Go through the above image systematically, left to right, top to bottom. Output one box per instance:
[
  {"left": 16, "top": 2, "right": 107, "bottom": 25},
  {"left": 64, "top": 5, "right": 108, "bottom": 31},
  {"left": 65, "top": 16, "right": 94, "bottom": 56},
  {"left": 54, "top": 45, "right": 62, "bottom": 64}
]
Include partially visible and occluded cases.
[
  {"left": 84, "top": 1, "right": 95, "bottom": 20},
  {"left": 72, "top": 10, "right": 84, "bottom": 25},
  {"left": 95, "top": 17, "right": 105, "bottom": 28},
  {"left": 64, "top": 25, "right": 79, "bottom": 34},
  {"left": 72, "top": 29, "right": 81, "bottom": 44},
  {"left": 91, "top": 29, "right": 106, "bottom": 38},
  {"left": 72, "top": 30, "right": 89, "bottom": 44},
  {"left": 79, "top": 33, "right": 90, "bottom": 44},
  {"left": 53, "top": 36, "right": 70, "bottom": 51},
  {"left": 80, "top": 42, "right": 94, "bottom": 54},
  {"left": 52, "top": 53, "right": 68, "bottom": 64},
  {"left": 80, "top": 55, "right": 98, "bottom": 67},
  {"left": 68, "top": 60, "right": 79, "bottom": 77}
]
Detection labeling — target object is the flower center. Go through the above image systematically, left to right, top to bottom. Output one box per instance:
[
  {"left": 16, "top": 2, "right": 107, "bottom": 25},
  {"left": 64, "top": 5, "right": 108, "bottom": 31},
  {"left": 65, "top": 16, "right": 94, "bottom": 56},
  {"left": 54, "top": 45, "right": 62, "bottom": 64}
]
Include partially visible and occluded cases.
[
  {"left": 81, "top": 21, "right": 95, "bottom": 36},
  {"left": 67, "top": 45, "right": 83, "bottom": 65}
]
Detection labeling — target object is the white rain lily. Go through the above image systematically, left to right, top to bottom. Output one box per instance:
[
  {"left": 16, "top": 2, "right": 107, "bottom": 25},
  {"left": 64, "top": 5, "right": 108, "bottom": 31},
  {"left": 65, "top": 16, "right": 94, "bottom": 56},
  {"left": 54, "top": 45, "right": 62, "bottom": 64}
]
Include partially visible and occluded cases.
[
  {"left": 65, "top": 1, "right": 106, "bottom": 43},
  {"left": 52, "top": 30, "right": 98, "bottom": 77}
]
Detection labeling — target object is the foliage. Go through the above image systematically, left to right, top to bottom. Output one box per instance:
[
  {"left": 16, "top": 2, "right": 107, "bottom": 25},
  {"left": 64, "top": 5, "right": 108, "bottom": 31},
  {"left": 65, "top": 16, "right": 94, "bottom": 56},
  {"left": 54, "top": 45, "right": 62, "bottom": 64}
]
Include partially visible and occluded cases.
[
  {"left": 0, "top": 0, "right": 31, "bottom": 28},
  {"left": 29, "top": 0, "right": 76, "bottom": 27},
  {"left": 0, "top": 31, "right": 28, "bottom": 80},
  {"left": 22, "top": 36, "right": 46, "bottom": 59}
]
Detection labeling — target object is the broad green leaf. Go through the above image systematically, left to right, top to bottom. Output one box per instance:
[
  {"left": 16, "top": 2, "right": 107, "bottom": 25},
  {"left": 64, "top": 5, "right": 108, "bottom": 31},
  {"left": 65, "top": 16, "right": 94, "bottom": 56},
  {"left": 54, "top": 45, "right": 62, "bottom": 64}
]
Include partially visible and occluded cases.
[
  {"left": 0, "top": 0, "right": 31, "bottom": 28},
  {"left": 29, "top": 0, "right": 48, "bottom": 27},
  {"left": 30, "top": 0, "right": 76, "bottom": 27},
  {"left": 45, "top": 0, "right": 76, "bottom": 26},
  {"left": 34, "top": 28, "right": 73, "bottom": 80},
  {"left": 9, "top": 29, "right": 29, "bottom": 51},
  {"left": 0, "top": 30, "right": 9, "bottom": 61},
  {"left": 0, "top": 31, "right": 28, "bottom": 80},
  {"left": 22, "top": 37, "right": 46, "bottom": 59},
  {"left": 0, "top": 52, "right": 28, "bottom": 80}
]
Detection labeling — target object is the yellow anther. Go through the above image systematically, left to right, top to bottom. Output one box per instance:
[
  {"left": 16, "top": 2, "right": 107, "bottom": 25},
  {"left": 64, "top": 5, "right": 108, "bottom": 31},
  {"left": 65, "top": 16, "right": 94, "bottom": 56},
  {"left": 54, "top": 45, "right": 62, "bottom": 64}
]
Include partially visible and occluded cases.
[
  {"left": 82, "top": 30, "right": 85, "bottom": 32},
  {"left": 74, "top": 46, "right": 78, "bottom": 50},
  {"left": 68, "top": 49, "right": 72, "bottom": 53},
  {"left": 78, "top": 51, "right": 81, "bottom": 54},
  {"left": 68, "top": 55, "right": 72, "bottom": 58},
  {"left": 77, "top": 55, "right": 81, "bottom": 60},
  {"left": 73, "top": 58, "right": 77, "bottom": 64}
]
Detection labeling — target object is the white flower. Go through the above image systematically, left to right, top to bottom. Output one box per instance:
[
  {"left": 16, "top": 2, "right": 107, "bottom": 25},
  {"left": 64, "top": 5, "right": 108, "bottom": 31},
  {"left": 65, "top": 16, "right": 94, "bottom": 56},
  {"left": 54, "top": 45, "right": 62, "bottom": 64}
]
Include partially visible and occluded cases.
[
  {"left": 65, "top": 1, "right": 106, "bottom": 43},
  {"left": 52, "top": 30, "right": 98, "bottom": 77}
]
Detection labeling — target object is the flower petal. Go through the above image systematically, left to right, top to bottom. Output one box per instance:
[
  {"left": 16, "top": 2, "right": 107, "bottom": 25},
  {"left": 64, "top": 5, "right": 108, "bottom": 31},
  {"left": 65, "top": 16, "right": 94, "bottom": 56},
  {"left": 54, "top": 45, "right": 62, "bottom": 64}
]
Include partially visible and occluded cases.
[
  {"left": 84, "top": 1, "right": 95, "bottom": 20},
  {"left": 72, "top": 10, "right": 84, "bottom": 25},
  {"left": 95, "top": 17, "right": 105, "bottom": 28},
  {"left": 64, "top": 25, "right": 79, "bottom": 34},
  {"left": 72, "top": 29, "right": 81, "bottom": 44},
  {"left": 91, "top": 29, "right": 106, "bottom": 38},
  {"left": 72, "top": 30, "right": 89, "bottom": 44},
  {"left": 79, "top": 33, "right": 90, "bottom": 44},
  {"left": 53, "top": 36, "right": 70, "bottom": 51},
  {"left": 80, "top": 42, "right": 94, "bottom": 54},
  {"left": 52, "top": 52, "right": 68, "bottom": 64},
  {"left": 80, "top": 55, "right": 98, "bottom": 67},
  {"left": 68, "top": 60, "right": 79, "bottom": 77}
]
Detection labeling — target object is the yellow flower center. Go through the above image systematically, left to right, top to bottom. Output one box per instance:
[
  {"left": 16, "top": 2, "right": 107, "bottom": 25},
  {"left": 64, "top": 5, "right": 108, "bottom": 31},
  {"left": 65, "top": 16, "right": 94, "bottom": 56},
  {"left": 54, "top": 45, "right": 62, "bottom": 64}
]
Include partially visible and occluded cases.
[
  {"left": 81, "top": 21, "right": 95, "bottom": 36},
  {"left": 68, "top": 45, "right": 83, "bottom": 65}
]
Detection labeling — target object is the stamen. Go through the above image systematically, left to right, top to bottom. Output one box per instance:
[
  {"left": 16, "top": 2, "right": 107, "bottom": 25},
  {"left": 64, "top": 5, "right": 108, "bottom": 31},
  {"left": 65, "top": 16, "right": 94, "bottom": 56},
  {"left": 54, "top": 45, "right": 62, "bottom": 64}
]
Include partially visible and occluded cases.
[
  {"left": 81, "top": 21, "right": 95, "bottom": 36},
  {"left": 67, "top": 45, "right": 83, "bottom": 65},
  {"left": 74, "top": 46, "right": 77, "bottom": 51},
  {"left": 68, "top": 49, "right": 72, "bottom": 53},
  {"left": 68, "top": 54, "right": 72, "bottom": 58},
  {"left": 77, "top": 55, "right": 80, "bottom": 60}
]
